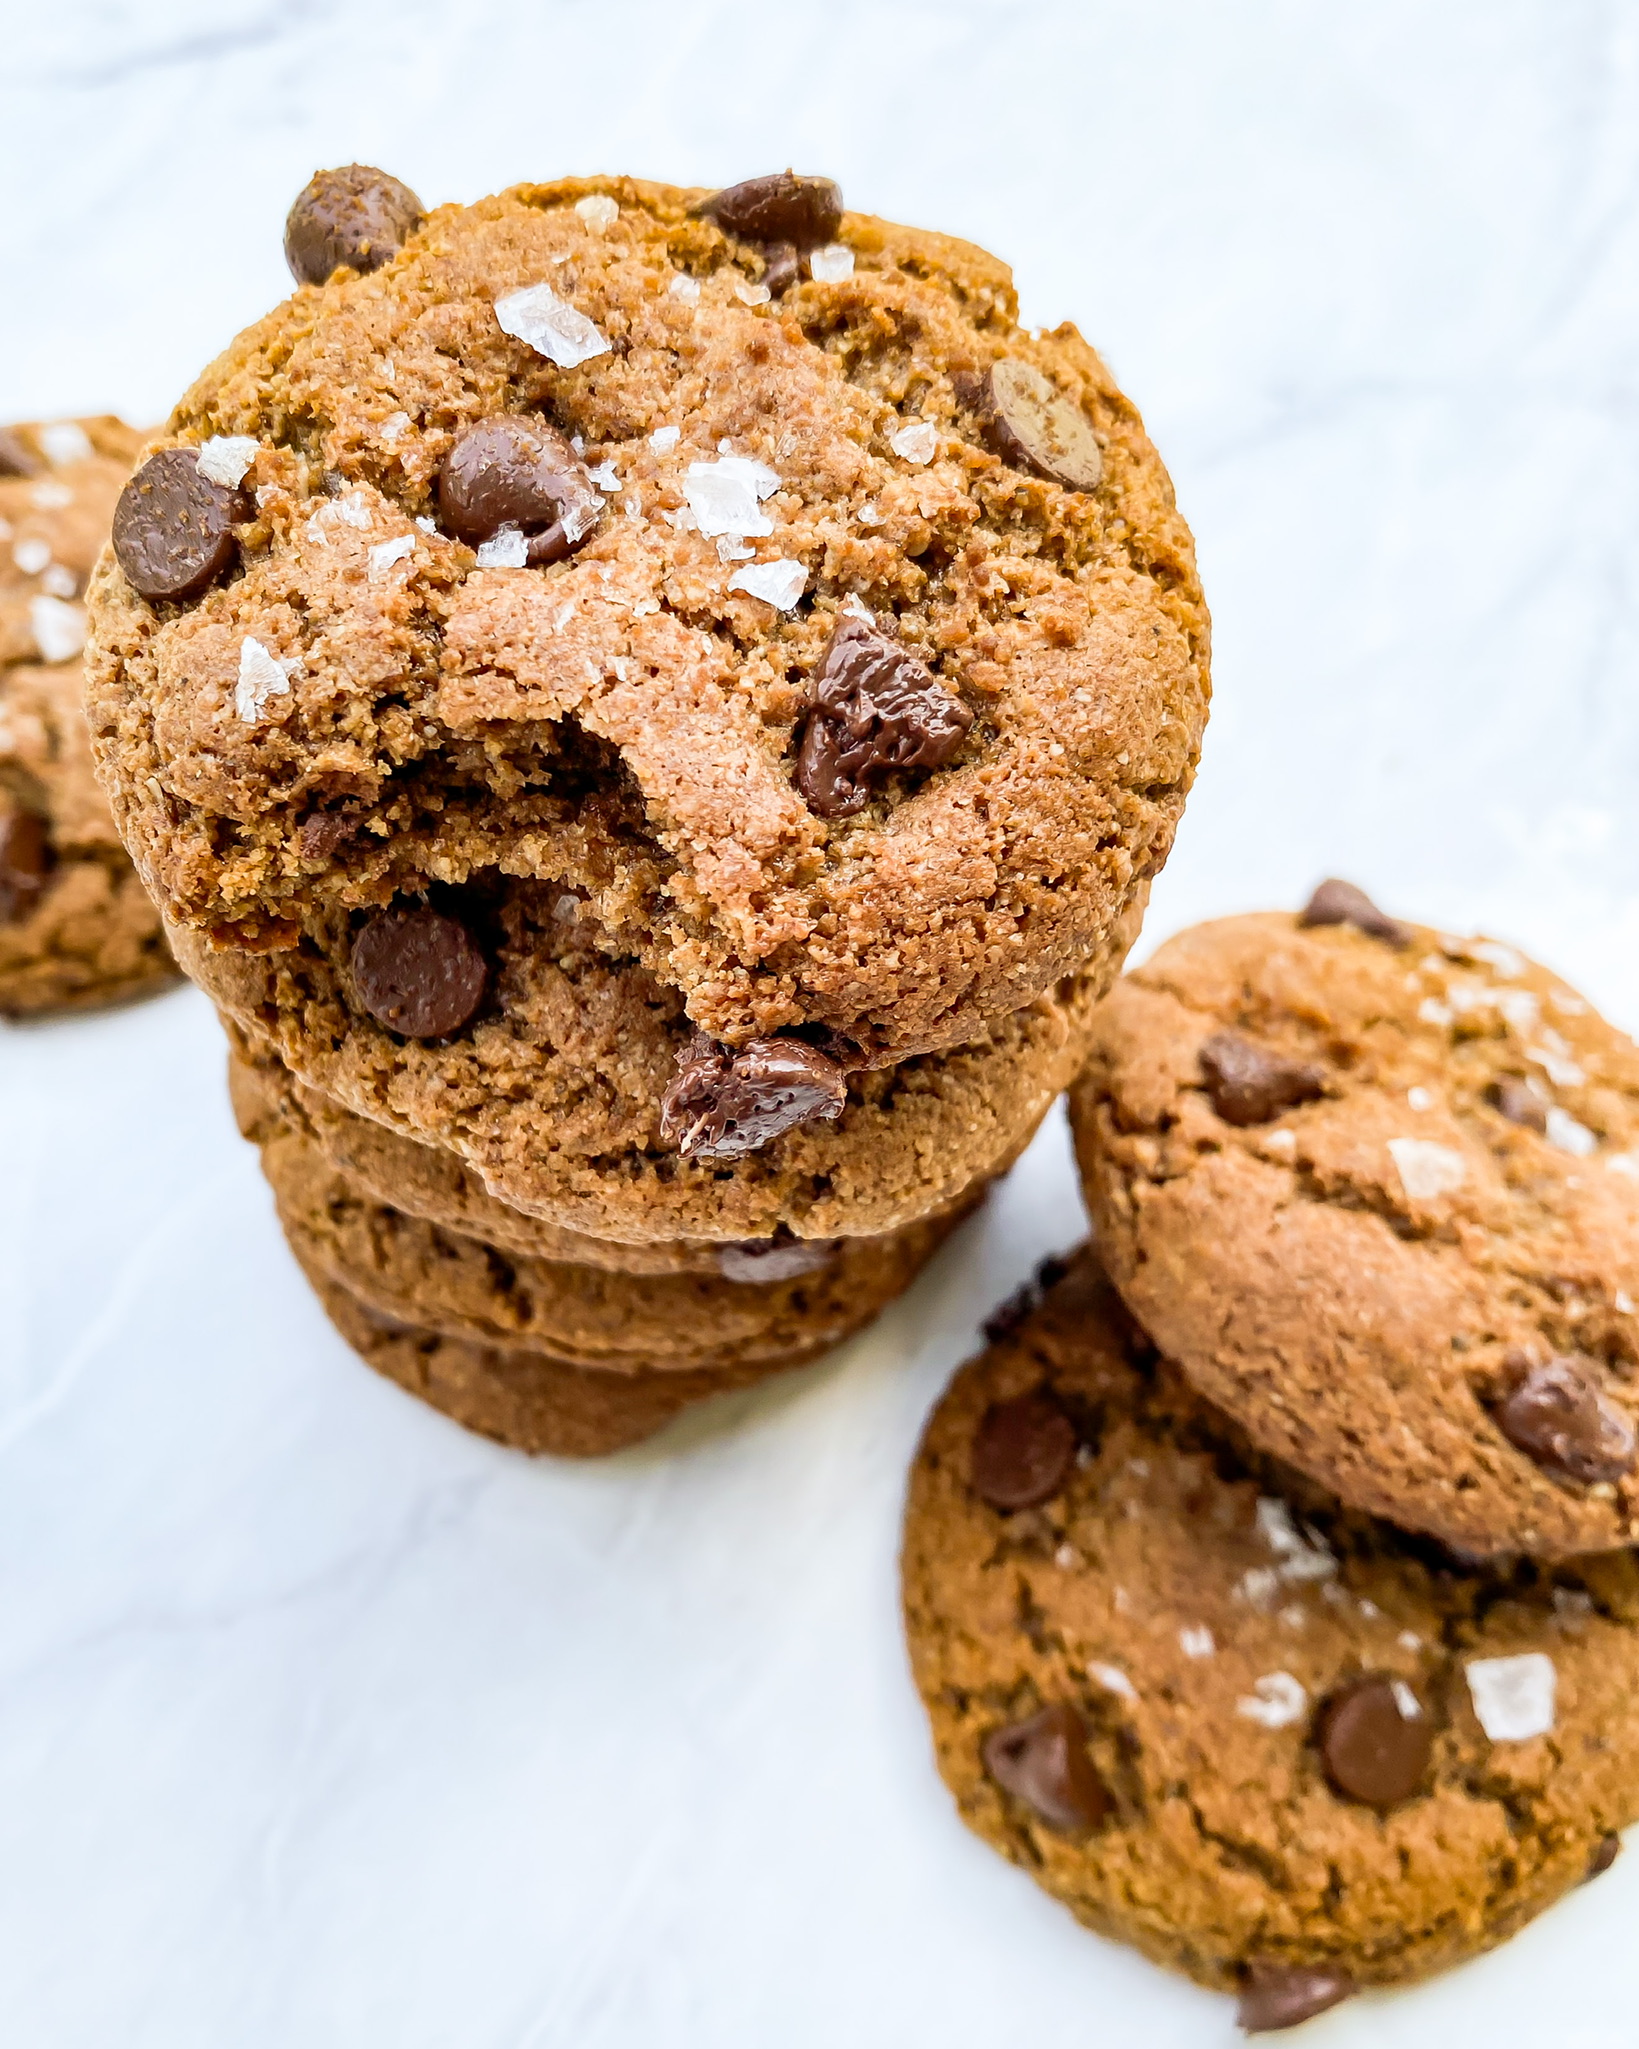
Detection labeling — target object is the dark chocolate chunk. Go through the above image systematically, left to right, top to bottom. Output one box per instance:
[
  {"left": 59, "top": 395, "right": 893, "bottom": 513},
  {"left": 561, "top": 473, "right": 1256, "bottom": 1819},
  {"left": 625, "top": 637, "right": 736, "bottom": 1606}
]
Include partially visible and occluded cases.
[
  {"left": 284, "top": 164, "right": 424, "bottom": 285},
  {"left": 704, "top": 172, "right": 842, "bottom": 248},
  {"left": 760, "top": 243, "right": 803, "bottom": 296},
  {"left": 971, "top": 358, "right": 1103, "bottom": 492},
  {"left": 437, "top": 415, "right": 602, "bottom": 565},
  {"left": 0, "top": 427, "right": 42, "bottom": 478},
  {"left": 111, "top": 449, "right": 251, "bottom": 604},
  {"left": 795, "top": 616, "right": 972, "bottom": 818},
  {"left": 0, "top": 808, "right": 52, "bottom": 923},
  {"left": 297, "top": 810, "right": 360, "bottom": 861},
  {"left": 1298, "top": 878, "right": 1408, "bottom": 946},
  {"left": 350, "top": 905, "right": 488, "bottom": 1039},
  {"left": 1199, "top": 1031, "right": 1325, "bottom": 1127},
  {"left": 659, "top": 1034, "right": 848, "bottom": 1159},
  {"left": 1488, "top": 1075, "right": 1549, "bottom": 1133},
  {"left": 715, "top": 1235, "right": 838, "bottom": 1284},
  {"left": 1495, "top": 1354, "right": 1636, "bottom": 1487},
  {"left": 970, "top": 1389, "right": 1077, "bottom": 1511},
  {"left": 1315, "top": 1674, "right": 1433, "bottom": 1808},
  {"left": 981, "top": 1702, "right": 1110, "bottom": 1832},
  {"left": 1587, "top": 1832, "right": 1622, "bottom": 1880},
  {"left": 1236, "top": 1963, "right": 1355, "bottom": 2034}
]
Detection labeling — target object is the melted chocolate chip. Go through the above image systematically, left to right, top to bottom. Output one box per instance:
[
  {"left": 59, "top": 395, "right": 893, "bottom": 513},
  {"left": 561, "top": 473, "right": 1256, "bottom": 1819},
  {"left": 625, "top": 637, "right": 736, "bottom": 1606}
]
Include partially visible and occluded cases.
[
  {"left": 284, "top": 164, "right": 424, "bottom": 285},
  {"left": 704, "top": 172, "right": 842, "bottom": 248},
  {"left": 760, "top": 243, "right": 803, "bottom": 295},
  {"left": 970, "top": 359, "right": 1103, "bottom": 492},
  {"left": 437, "top": 415, "right": 602, "bottom": 565},
  {"left": 0, "top": 427, "right": 41, "bottom": 478},
  {"left": 111, "top": 450, "right": 251, "bottom": 604},
  {"left": 794, "top": 617, "right": 973, "bottom": 818},
  {"left": 0, "top": 808, "right": 52, "bottom": 923},
  {"left": 1298, "top": 878, "right": 1408, "bottom": 946},
  {"left": 350, "top": 906, "right": 488, "bottom": 1039},
  {"left": 1199, "top": 1031, "right": 1325, "bottom": 1128},
  {"left": 659, "top": 1035, "right": 848, "bottom": 1159},
  {"left": 1488, "top": 1075, "right": 1548, "bottom": 1133},
  {"left": 716, "top": 1235, "right": 838, "bottom": 1284},
  {"left": 1495, "top": 1354, "right": 1637, "bottom": 1487},
  {"left": 970, "top": 1389, "right": 1077, "bottom": 1510},
  {"left": 1316, "top": 1675, "right": 1433, "bottom": 1808},
  {"left": 982, "top": 1703, "right": 1109, "bottom": 1832},
  {"left": 1587, "top": 1833, "right": 1622, "bottom": 1880},
  {"left": 1236, "top": 1963, "right": 1355, "bottom": 2035}
]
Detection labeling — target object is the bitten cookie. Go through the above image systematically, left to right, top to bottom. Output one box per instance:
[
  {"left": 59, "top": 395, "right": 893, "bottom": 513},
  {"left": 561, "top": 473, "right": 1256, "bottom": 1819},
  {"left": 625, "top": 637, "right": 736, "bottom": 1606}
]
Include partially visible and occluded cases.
[
  {"left": 85, "top": 168, "right": 1207, "bottom": 1065},
  {"left": 1, "top": 420, "right": 177, "bottom": 1017},
  {"left": 1069, "top": 889, "right": 1639, "bottom": 1559},
  {"left": 902, "top": 1248, "right": 1637, "bottom": 2021}
]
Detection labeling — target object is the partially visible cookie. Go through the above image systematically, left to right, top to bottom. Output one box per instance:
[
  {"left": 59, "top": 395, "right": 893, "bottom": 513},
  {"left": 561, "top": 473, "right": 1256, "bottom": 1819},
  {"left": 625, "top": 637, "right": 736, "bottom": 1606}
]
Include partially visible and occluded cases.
[
  {"left": 1, "top": 419, "right": 177, "bottom": 1017},
  {"left": 1070, "top": 895, "right": 1639, "bottom": 1558},
  {"left": 902, "top": 1248, "right": 1639, "bottom": 2013}
]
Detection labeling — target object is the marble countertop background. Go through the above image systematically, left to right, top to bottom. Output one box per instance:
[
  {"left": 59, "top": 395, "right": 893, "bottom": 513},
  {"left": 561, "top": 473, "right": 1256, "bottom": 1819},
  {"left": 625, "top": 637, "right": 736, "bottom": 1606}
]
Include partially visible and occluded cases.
[{"left": 3, "top": 3, "right": 1638, "bottom": 2042}]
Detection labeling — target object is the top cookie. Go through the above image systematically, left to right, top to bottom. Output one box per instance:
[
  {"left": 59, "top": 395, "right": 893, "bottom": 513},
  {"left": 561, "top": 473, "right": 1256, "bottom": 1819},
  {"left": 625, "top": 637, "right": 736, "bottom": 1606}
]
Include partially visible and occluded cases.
[
  {"left": 85, "top": 169, "right": 1207, "bottom": 1063},
  {"left": 1070, "top": 889, "right": 1639, "bottom": 1559}
]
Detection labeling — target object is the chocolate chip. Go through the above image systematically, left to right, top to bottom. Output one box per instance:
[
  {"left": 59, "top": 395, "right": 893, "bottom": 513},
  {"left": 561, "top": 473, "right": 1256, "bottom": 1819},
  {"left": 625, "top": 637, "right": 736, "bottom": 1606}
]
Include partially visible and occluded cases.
[
  {"left": 284, "top": 164, "right": 424, "bottom": 285},
  {"left": 704, "top": 172, "right": 842, "bottom": 248},
  {"left": 760, "top": 243, "right": 803, "bottom": 295},
  {"left": 970, "top": 359, "right": 1103, "bottom": 492},
  {"left": 437, "top": 415, "right": 603, "bottom": 566},
  {"left": 0, "top": 427, "right": 41, "bottom": 478},
  {"left": 111, "top": 449, "right": 251, "bottom": 604},
  {"left": 795, "top": 617, "right": 973, "bottom": 818},
  {"left": 0, "top": 808, "right": 52, "bottom": 923},
  {"left": 297, "top": 810, "right": 359, "bottom": 861},
  {"left": 1298, "top": 878, "right": 1408, "bottom": 946},
  {"left": 350, "top": 905, "right": 488, "bottom": 1039},
  {"left": 1199, "top": 1032, "right": 1325, "bottom": 1128},
  {"left": 659, "top": 1034, "right": 848, "bottom": 1159},
  {"left": 1488, "top": 1075, "right": 1548, "bottom": 1133},
  {"left": 716, "top": 1235, "right": 838, "bottom": 1284},
  {"left": 981, "top": 1253, "right": 1072, "bottom": 1345},
  {"left": 1495, "top": 1354, "right": 1637, "bottom": 1487},
  {"left": 971, "top": 1389, "right": 1077, "bottom": 1511},
  {"left": 1316, "top": 1674, "right": 1433, "bottom": 1808},
  {"left": 982, "top": 1702, "right": 1109, "bottom": 1832},
  {"left": 1587, "top": 1832, "right": 1622, "bottom": 1880},
  {"left": 1236, "top": 1963, "right": 1355, "bottom": 2035}
]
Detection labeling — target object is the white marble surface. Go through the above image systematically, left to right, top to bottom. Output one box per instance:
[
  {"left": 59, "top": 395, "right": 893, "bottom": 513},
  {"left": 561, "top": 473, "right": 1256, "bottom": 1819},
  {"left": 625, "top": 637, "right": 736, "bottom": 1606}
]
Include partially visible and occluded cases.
[{"left": 3, "top": 4, "right": 1638, "bottom": 2042}]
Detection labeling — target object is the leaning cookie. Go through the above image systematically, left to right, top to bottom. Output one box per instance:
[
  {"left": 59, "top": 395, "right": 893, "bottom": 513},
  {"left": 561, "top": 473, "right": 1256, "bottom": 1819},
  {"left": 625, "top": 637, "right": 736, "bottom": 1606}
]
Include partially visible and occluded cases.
[
  {"left": 85, "top": 168, "right": 1207, "bottom": 1064},
  {"left": 1, "top": 420, "right": 178, "bottom": 1017},
  {"left": 1069, "top": 885, "right": 1639, "bottom": 1560},
  {"left": 902, "top": 1246, "right": 1636, "bottom": 2024}
]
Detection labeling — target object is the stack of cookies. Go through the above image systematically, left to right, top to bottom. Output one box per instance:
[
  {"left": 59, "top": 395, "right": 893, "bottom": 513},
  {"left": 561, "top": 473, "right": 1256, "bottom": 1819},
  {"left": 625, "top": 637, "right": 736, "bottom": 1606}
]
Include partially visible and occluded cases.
[
  {"left": 83, "top": 166, "right": 1209, "bottom": 1453},
  {"left": 0, "top": 417, "right": 177, "bottom": 1019},
  {"left": 904, "top": 882, "right": 1639, "bottom": 2029}
]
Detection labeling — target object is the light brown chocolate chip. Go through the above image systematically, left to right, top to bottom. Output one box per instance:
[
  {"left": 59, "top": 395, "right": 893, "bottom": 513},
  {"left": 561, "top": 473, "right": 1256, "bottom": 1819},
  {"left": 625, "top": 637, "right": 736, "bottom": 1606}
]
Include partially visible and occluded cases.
[
  {"left": 284, "top": 164, "right": 424, "bottom": 285},
  {"left": 703, "top": 172, "right": 842, "bottom": 248},
  {"left": 971, "top": 359, "right": 1103, "bottom": 492},
  {"left": 437, "top": 415, "right": 602, "bottom": 565},
  {"left": 111, "top": 450, "right": 251, "bottom": 604},
  {"left": 795, "top": 616, "right": 972, "bottom": 818},
  {"left": 0, "top": 808, "right": 52, "bottom": 923},
  {"left": 1298, "top": 877, "right": 1408, "bottom": 946},
  {"left": 350, "top": 905, "right": 488, "bottom": 1039},
  {"left": 1199, "top": 1032, "right": 1325, "bottom": 1128},
  {"left": 659, "top": 1035, "right": 848, "bottom": 1159},
  {"left": 1488, "top": 1075, "right": 1548, "bottom": 1133},
  {"left": 715, "top": 1236, "right": 838, "bottom": 1284},
  {"left": 1495, "top": 1354, "right": 1636, "bottom": 1487},
  {"left": 970, "top": 1389, "right": 1077, "bottom": 1511},
  {"left": 1316, "top": 1674, "right": 1433, "bottom": 1808},
  {"left": 982, "top": 1702, "right": 1110, "bottom": 1832},
  {"left": 1587, "top": 1833, "right": 1622, "bottom": 1880},
  {"left": 1236, "top": 1963, "right": 1355, "bottom": 2034}
]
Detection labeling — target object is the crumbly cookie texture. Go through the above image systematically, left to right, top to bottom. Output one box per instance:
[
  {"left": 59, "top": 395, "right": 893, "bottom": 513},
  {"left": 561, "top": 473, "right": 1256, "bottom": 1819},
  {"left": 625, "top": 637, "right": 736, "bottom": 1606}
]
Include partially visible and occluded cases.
[
  {"left": 85, "top": 173, "right": 1207, "bottom": 1063},
  {"left": 1, "top": 421, "right": 177, "bottom": 1017},
  {"left": 179, "top": 887, "right": 1128, "bottom": 1243},
  {"left": 1070, "top": 901, "right": 1639, "bottom": 1559},
  {"left": 258, "top": 1104, "right": 974, "bottom": 1374},
  {"left": 902, "top": 1248, "right": 1639, "bottom": 2005}
]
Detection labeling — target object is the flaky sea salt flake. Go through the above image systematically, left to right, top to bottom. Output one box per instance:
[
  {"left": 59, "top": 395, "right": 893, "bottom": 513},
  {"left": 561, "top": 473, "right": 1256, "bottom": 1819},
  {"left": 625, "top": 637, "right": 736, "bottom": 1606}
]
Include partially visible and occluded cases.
[
  {"left": 574, "top": 194, "right": 619, "bottom": 232},
  {"left": 808, "top": 242, "right": 854, "bottom": 282},
  {"left": 668, "top": 273, "right": 701, "bottom": 304},
  {"left": 734, "top": 281, "right": 772, "bottom": 306},
  {"left": 494, "top": 283, "right": 610, "bottom": 369},
  {"left": 378, "top": 411, "right": 411, "bottom": 444},
  {"left": 890, "top": 420, "right": 940, "bottom": 465},
  {"left": 37, "top": 422, "right": 92, "bottom": 466},
  {"left": 649, "top": 425, "right": 681, "bottom": 453},
  {"left": 196, "top": 436, "right": 259, "bottom": 487},
  {"left": 682, "top": 456, "right": 779, "bottom": 539},
  {"left": 588, "top": 462, "right": 621, "bottom": 493},
  {"left": 30, "top": 481, "right": 71, "bottom": 510},
  {"left": 474, "top": 529, "right": 529, "bottom": 569},
  {"left": 367, "top": 535, "right": 414, "bottom": 580},
  {"left": 716, "top": 537, "right": 754, "bottom": 563},
  {"left": 13, "top": 538, "right": 50, "bottom": 575},
  {"left": 729, "top": 558, "right": 807, "bottom": 610},
  {"left": 41, "top": 564, "right": 76, "bottom": 598},
  {"left": 29, "top": 595, "right": 84, "bottom": 662},
  {"left": 235, "top": 636, "right": 294, "bottom": 722},
  {"left": 1419, "top": 996, "right": 1454, "bottom": 1027},
  {"left": 1546, "top": 1107, "right": 1598, "bottom": 1157},
  {"left": 1389, "top": 1137, "right": 1468, "bottom": 1201},
  {"left": 1256, "top": 1497, "right": 1337, "bottom": 1581},
  {"left": 1179, "top": 1625, "right": 1215, "bottom": 1659},
  {"left": 1467, "top": 1652, "right": 1556, "bottom": 1741},
  {"left": 1088, "top": 1662, "right": 1137, "bottom": 1702},
  {"left": 1237, "top": 1672, "right": 1308, "bottom": 1729}
]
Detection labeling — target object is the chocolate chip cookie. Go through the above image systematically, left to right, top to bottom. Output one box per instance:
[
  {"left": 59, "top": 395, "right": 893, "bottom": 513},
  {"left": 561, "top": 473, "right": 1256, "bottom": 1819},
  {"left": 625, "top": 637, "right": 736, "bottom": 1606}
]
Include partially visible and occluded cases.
[
  {"left": 85, "top": 169, "right": 1207, "bottom": 1065},
  {"left": 1, "top": 420, "right": 177, "bottom": 1016},
  {"left": 1069, "top": 890, "right": 1639, "bottom": 1559},
  {"left": 902, "top": 1248, "right": 1639, "bottom": 2016}
]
